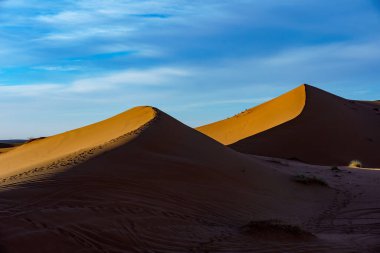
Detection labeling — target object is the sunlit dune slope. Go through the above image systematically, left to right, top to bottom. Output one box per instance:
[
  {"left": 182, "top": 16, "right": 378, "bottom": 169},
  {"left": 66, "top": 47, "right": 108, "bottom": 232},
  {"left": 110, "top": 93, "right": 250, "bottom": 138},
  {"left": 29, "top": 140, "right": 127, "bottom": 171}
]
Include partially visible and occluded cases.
[
  {"left": 199, "top": 84, "right": 380, "bottom": 167},
  {"left": 197, "top": 85, "right": 306, "bottom": 145},
  {"left": 0, "top": 106, "right": 155, "bottom": 178},
  {"left": 0, "top": 107, "right": 336, "bottom": 253},
  {"left": 0, "top": 142, "right": 23, "bottom": 154},
  {"left": 0, "top": 147, "right": 15, "bottom": 154}
]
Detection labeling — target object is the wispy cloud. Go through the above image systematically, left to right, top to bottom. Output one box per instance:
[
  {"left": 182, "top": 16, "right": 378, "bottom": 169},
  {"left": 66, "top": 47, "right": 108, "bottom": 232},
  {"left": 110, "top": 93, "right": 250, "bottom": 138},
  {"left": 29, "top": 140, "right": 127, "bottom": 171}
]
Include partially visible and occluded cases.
[
  {"left": 37, "top": 11, "right": 96, "bottom": 25},
  {"left": 40, "top": 27, "right": 135, "bottom": 42},
  {"left": 263, "top": 40, "right": 380, "bottom": 65},
  {"left": 32, "top": 65, "right": 82, "bottom": 71},
  {"left": 0, "top": 66, "right": 190, "bottom": 96},
  {"left": 68, "top": 67, "right": 190, "bottom": 93},
  {"left": 0, "top": 84, "right": 61, "bottom": 96}
]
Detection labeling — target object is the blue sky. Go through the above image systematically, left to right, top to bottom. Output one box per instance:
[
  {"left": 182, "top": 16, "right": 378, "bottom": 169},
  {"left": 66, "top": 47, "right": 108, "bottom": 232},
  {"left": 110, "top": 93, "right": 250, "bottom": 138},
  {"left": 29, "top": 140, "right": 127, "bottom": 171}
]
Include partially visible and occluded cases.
[{"left": 1, "top": 0, "right": 380, "bottom": 139}]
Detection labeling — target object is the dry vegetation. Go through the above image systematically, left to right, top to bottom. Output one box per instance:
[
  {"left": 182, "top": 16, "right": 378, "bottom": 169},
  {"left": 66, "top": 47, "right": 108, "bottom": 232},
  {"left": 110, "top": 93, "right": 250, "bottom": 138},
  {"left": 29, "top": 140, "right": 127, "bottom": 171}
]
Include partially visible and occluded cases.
[
  {"left": 330, "top": 166, "right": 342, "bottom": 172},
  {"left": 293, "top": 174, "right": 328, "bottom": 186}
]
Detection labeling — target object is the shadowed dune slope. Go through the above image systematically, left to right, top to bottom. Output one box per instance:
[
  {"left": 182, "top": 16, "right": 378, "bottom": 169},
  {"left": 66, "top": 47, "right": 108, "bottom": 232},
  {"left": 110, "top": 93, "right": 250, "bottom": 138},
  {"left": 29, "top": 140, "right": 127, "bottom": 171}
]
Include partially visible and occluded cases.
[
  {"left": 197, "top": 85, "right": 306, "bottom": 145},
  {"left": 204, "top": 85, "right": 380, "bottom": 167},
  {"left": 0, "top": 106, "right": 155, "bottom": 178},
  {"left": 0, "top": 107, "right": 341, "bottom": 253}
]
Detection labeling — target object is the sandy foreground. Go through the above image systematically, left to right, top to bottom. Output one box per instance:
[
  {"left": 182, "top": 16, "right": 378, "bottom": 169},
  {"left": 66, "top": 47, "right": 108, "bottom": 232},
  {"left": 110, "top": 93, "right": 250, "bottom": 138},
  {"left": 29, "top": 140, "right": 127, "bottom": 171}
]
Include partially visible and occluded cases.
[{"left": 0, "top": 91, "right": 378, "bottom": 252}]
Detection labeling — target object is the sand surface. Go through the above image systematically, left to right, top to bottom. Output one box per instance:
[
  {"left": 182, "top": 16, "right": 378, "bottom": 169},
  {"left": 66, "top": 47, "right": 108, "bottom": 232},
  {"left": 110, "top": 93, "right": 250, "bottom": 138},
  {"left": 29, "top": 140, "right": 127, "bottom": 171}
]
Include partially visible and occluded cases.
[
  {"left": 198, "top": 84, "right": 380, "bottom": 167},
  {"left": 0, "top": 100, "right": 378, "bottom": 252},
  {"left": 0, "top": 142, "right": 23, "bottom": 155},
  {"left": 0, "top": 147, "right": 15, "bottom": 154}
]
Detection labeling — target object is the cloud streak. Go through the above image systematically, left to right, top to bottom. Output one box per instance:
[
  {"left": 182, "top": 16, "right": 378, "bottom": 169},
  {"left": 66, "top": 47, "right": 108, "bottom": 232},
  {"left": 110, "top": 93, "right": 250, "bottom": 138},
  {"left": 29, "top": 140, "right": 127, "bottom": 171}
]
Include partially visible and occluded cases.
[{"left": 0, "top": 67, "right": 190, "bottom": 96}]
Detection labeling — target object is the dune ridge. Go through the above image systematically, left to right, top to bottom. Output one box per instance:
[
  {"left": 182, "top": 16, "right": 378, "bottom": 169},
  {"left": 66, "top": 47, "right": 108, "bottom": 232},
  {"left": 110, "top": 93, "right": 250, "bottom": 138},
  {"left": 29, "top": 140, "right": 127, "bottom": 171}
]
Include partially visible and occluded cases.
[{"left": 197, "top": 85, "right": 306, "bottom": 145}]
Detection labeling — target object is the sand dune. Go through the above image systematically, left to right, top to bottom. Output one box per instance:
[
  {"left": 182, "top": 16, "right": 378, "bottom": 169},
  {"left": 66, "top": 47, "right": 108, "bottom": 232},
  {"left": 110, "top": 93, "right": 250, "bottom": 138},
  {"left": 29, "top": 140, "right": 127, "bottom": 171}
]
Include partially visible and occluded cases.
[
  {"left": 198, "top": 84, "right": 380, "bottom": 167},
  {"left": 0, "top": 106, "right": 378, "bottom": 252},
  {"left": 0, "top": 106, "right": 155, "bottom": 179}
]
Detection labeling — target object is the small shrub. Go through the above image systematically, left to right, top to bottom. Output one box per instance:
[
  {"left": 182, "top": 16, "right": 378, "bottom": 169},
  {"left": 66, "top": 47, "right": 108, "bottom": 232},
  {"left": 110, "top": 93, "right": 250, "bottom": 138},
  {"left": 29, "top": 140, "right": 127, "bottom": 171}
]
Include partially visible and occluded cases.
[
  {"left": 288, "top": 157, "right": 301, "bottom": 161},
  {"left": 269, "top": 159, "right": 289, "bottom": 166},
  {"left": 348, "top": 160, "right": 362, "bottom": 168},
  {"left": 331, "top": 166, "right": 341, "bottom": 172},
  {"left": 293, "top": 174, "right": 328, "bottom": 186}
]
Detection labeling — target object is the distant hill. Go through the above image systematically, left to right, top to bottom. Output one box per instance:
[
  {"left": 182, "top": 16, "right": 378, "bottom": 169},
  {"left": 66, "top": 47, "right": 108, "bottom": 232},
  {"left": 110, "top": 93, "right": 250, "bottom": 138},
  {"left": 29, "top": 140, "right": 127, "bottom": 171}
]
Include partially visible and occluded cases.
[{"left": 0, "top": 139, "right": 26, "bottom": 144}]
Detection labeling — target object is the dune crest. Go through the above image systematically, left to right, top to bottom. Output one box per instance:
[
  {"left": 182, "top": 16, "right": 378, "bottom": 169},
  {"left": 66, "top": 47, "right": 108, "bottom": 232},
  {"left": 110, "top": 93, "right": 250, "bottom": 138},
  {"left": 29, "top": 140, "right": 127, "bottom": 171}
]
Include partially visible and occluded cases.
[{"left": 197, "top": 85, "right": 306, "bottom": 145}]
